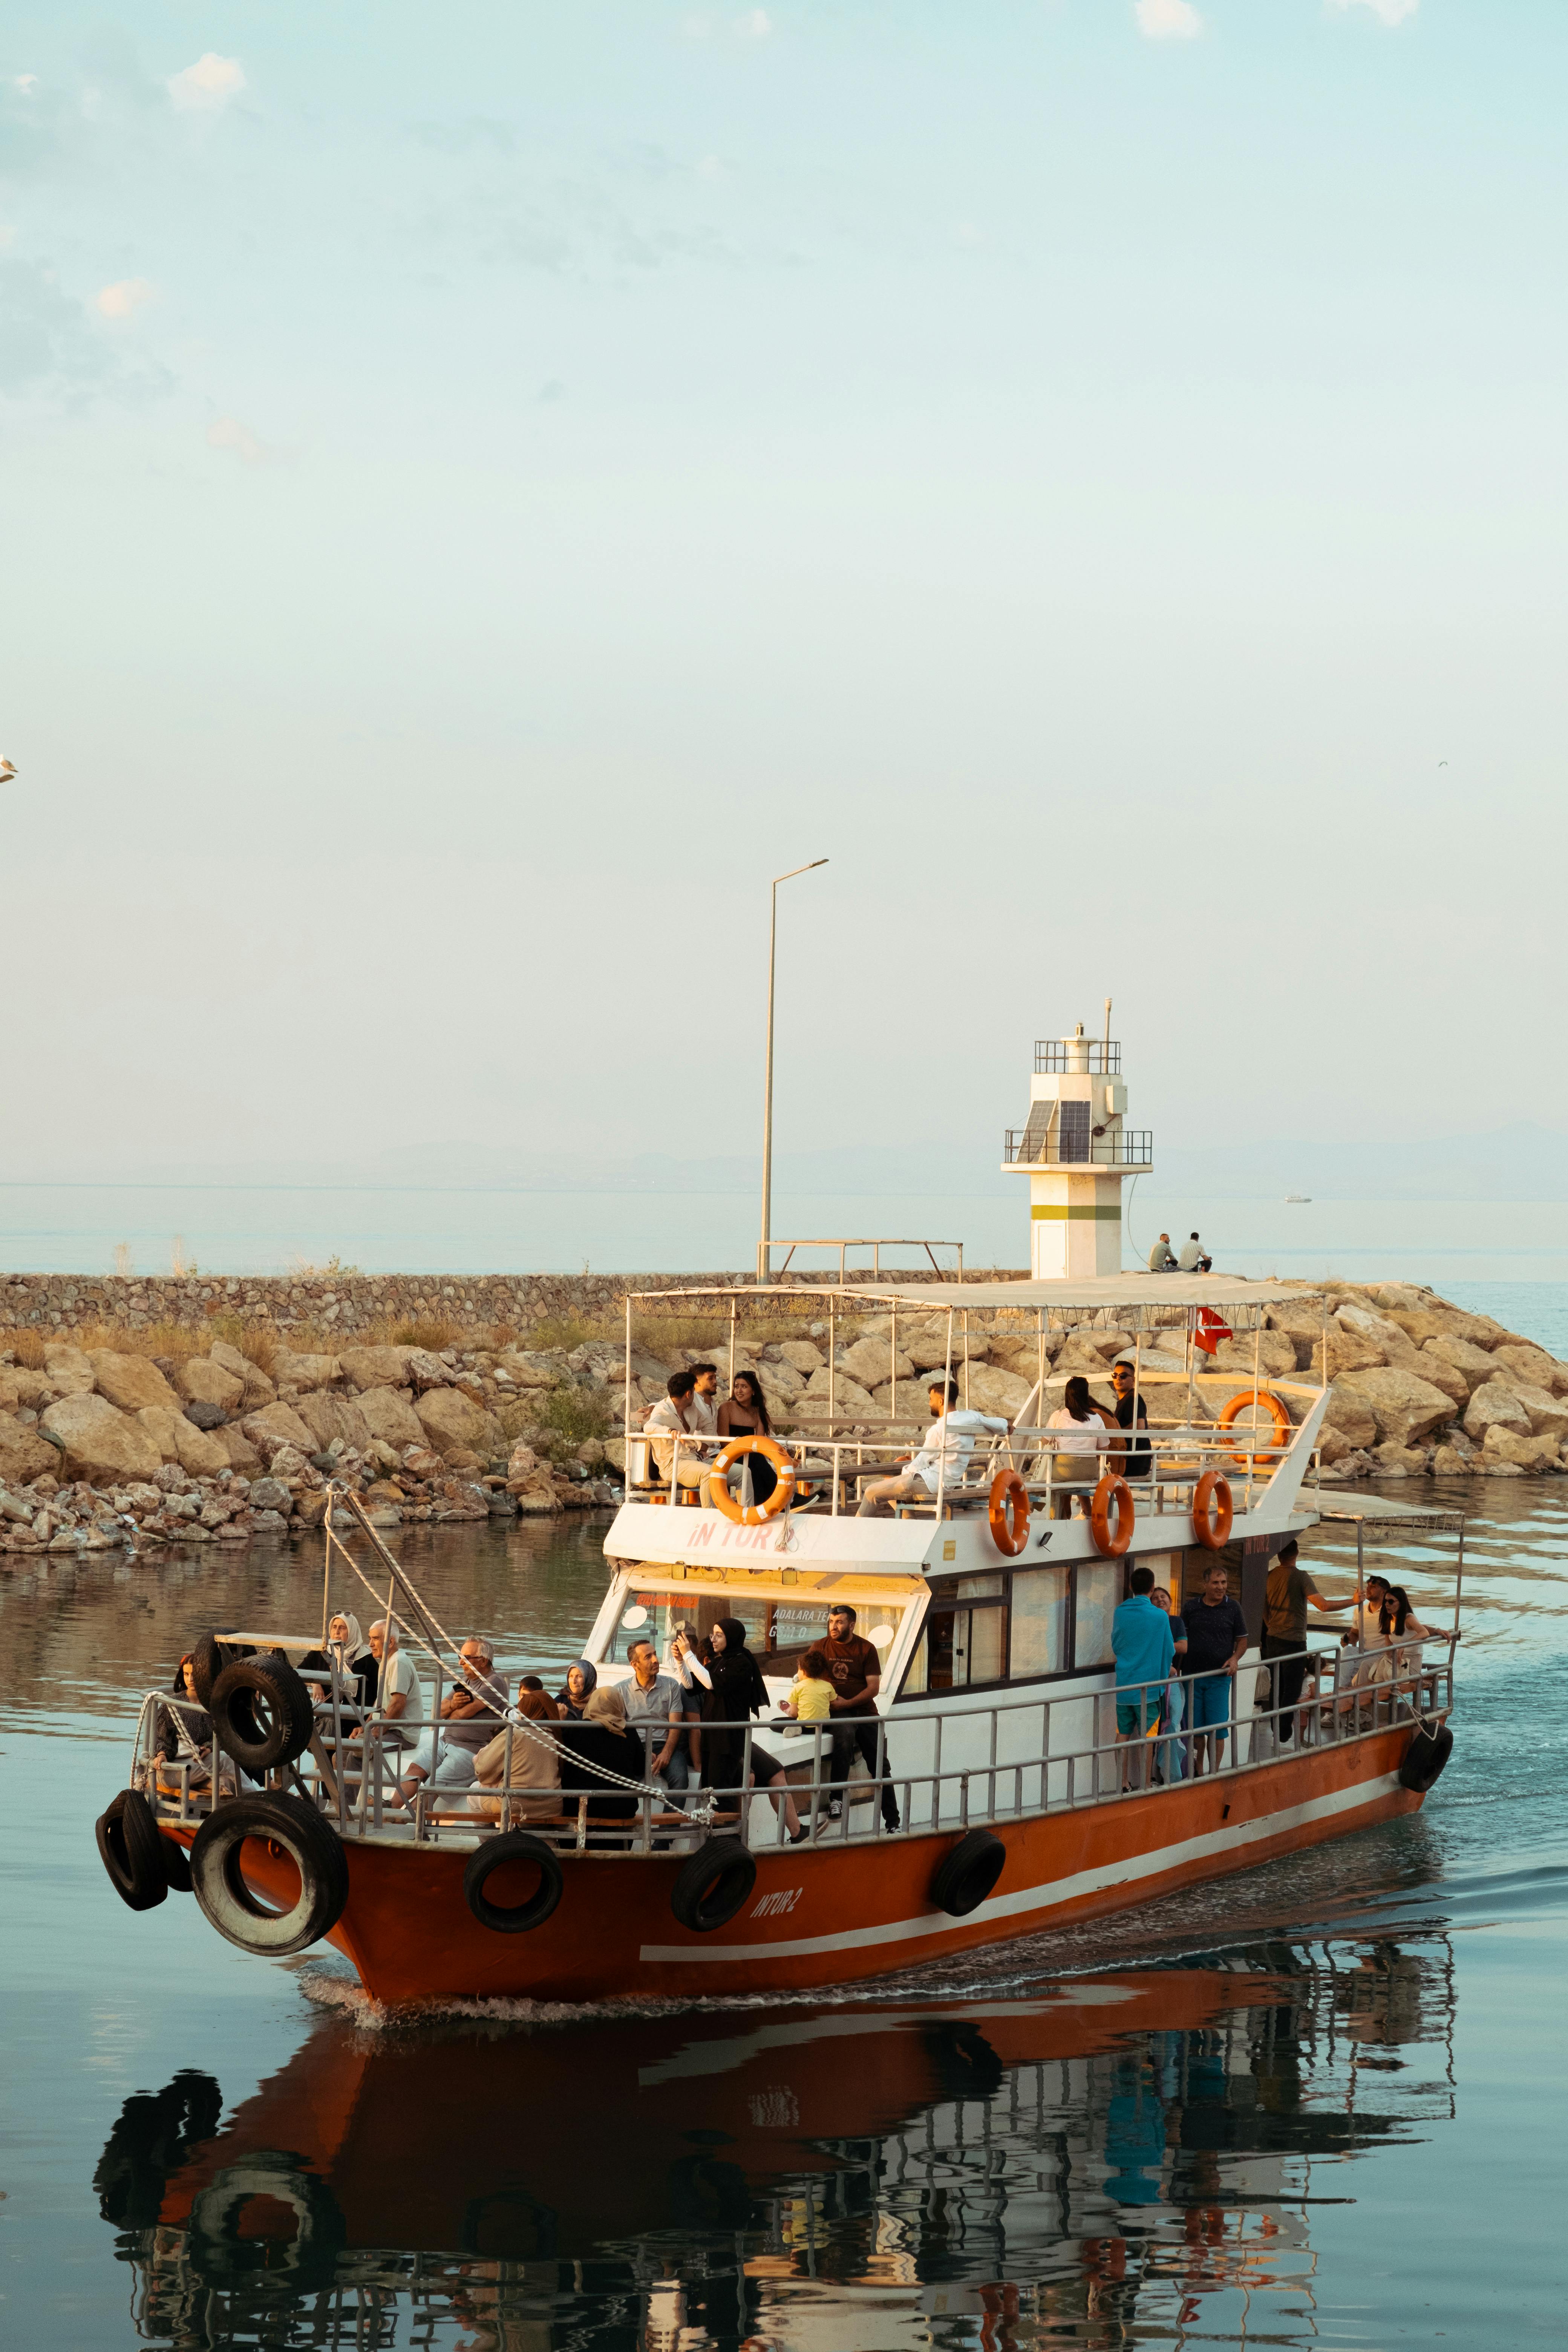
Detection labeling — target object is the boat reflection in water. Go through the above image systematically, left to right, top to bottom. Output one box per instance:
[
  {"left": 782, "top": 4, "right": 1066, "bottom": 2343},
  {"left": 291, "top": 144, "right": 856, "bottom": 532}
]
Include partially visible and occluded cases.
[{"left": 98, "top": 1939, "right": 1456, "bottom": 2350}]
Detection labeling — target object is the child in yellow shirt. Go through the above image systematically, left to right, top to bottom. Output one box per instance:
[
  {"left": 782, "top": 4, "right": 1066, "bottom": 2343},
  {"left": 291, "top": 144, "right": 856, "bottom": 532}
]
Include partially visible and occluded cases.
[{"left": 783, "top": 1647, "right": 835, "bottom": 1726}]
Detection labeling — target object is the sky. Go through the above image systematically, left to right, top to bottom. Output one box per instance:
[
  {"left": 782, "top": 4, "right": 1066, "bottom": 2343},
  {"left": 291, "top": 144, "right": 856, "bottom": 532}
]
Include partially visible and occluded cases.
[{"left": 2, "top": 2, "right": 1565, "bottom": 1191}]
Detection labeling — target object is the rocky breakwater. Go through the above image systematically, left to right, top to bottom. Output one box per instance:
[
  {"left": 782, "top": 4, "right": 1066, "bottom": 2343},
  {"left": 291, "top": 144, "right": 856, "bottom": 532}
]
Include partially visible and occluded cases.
[{"left": 0, "top": 1333, "right": 625, "bottom": 1563}]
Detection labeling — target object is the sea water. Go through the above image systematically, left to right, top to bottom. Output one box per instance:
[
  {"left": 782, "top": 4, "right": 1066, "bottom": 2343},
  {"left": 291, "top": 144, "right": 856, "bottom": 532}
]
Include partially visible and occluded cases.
[{"left": 3, "top": 1472, "right": 1565, "bottom": 2349}]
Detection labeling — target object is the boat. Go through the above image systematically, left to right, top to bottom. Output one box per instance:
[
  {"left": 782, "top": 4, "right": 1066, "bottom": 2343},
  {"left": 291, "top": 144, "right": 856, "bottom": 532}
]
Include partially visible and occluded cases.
[
  {"left": 93, "top": 1027, "right": 1463, "bottom": 2008},
  {"left": 1285, "top": 1195, "right": 1311, "bottom": 1204}
]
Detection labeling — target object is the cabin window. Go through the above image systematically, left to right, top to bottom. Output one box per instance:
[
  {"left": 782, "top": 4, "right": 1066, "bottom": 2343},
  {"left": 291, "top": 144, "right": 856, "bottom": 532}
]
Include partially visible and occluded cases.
[
  {"left": 1073, "top": 1563, "right": 1119, "bottom": 1668},
  {"left": 1010, "top": 1565, "right": 1069, "bottom": 1677},
  {"left": 906, "top": 1574, "right": 1009, "bottom": 1694},
  {"left": 613, "top": 1587, "right": 908, "bottom": 1676}
]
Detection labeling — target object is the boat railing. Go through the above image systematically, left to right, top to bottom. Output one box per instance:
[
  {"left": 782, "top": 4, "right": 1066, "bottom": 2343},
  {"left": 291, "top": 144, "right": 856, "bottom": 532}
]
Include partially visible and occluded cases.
[
  {"left": 639, "top": 1414, "right": 1315, "bottom": 1519},
  {"left": 131, "top": 1632, "right": 1456, "bottom": 1859}
]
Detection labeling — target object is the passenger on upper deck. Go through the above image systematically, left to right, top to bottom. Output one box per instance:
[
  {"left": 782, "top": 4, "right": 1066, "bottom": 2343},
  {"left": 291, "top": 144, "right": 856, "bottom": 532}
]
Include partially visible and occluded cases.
[
  {"left": 1148, "top": 1234, "right": 1177, "bottom": 1272},
  {"left": 1109, "top": 1361, "right": 1153, "bottom": 1481},
  {"left": 686, "top": 1363, "right": 721, "bottom": 1442},
  {"left": 716, "top": 1369, "right": 780, "bottom": 1507},
  {"left": 645, "top": 1371, "right": 706, "bottom": 1499},
  {"left": 1045, "top": 1375, "right": 1110, "bottom": 1518},
  {"left": 855, "top": 1379, "right": 1011, "bottom": 1517}
]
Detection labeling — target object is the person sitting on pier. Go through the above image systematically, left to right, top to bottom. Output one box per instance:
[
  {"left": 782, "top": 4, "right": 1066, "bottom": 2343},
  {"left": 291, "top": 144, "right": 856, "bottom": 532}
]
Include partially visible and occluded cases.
[
  {"left": 1178, "top": 1232, "right": 1210, "bottom": 1272},
  {"left": 1147, "top": 1233, "right": 1177, "bottom": 1272},
  {"left": 645, "top": 1370, "right": 706, "bottom": 1500},
  {"left": 1045, "top": 1375, "right": 1110, "bottom": 1518},
  {"left": 855, "top": 1379, "right": 1011, "bottom": 1518},
  {"left": 1182, "top": 1565, "right": 1249, "bottom": 1778},
  {"left": 1112, "top": 1567, "right": 1174, "bottom": 1792},
  {"left": 398, "top": 1637, "right": 510, "bottom": 1807}
]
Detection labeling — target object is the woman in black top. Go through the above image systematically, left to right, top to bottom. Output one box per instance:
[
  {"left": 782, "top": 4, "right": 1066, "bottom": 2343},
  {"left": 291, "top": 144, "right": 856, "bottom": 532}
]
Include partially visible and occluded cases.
[
  {"left": 1109, "top": 1362, "right": 1153, "bottom": 1481},
  {"left": 716, "top": 1371, "right": 778, "bottom": 1505},
  {"left": 700, "top": 1619, "right": 808, "bottom": 1842}
]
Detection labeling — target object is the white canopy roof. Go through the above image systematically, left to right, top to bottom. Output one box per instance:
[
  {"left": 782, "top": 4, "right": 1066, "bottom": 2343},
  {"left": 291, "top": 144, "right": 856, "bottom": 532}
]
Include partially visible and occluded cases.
[{"left": 630, "top": 1274, "right": 1319, "bottom": 1328}]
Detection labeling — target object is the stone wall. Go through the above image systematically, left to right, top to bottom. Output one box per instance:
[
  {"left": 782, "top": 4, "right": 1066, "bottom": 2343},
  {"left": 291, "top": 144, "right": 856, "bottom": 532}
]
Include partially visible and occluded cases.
[{"left": 0, "top": 1266, "right": 1015, "bottom": 1338}]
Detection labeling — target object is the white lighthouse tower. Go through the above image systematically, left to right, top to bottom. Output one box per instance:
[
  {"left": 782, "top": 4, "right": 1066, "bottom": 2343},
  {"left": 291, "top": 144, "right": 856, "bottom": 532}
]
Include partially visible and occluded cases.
[{"left": 1001, "top": 1009, "right": 1153, "bottom": 1280}]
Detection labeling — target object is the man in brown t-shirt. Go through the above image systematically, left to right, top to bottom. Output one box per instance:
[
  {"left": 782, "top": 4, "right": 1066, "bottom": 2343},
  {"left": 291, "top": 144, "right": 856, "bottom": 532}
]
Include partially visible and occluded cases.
[
  {"left": 1264, "top": 1537, "right": 1355, "bottom": 1743},
  {"left": 820, "top": 1604, "right": 899, "bottom": 1831}
]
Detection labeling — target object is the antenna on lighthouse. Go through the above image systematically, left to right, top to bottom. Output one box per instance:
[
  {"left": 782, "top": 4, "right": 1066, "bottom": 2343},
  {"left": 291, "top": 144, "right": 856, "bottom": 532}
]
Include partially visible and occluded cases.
[{"left": 1104, "top": 997, "right": 1112, "bottom": 1057}]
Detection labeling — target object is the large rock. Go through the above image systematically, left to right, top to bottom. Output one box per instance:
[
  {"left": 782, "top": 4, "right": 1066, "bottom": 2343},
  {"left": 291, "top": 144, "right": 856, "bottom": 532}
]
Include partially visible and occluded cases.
[
  {"left": 1265, "top": 1300, "right": 1332, "bottom": 1346},
  {"left": 1384, "top": 1303, "right": 1504, "bottom": 1349},
  {"left": 1310, "top": 1328, "right": 1386, "bottom": 1377},
  {"left": 1211, "top": 1332, "right": 1298, "bottom": 1380},
  {"left": 1423, "top": 1334, "right": 1504, "bottom": 1395},
  {"left": 838, "top": 1335, "right": 913, "bottom": 1389},
  {"left": 775, "top": 1339, "right": 826, "bottom": 1377},
  {"left": 209, "top": 1341, "right": 276, "bottom": 1407},
  {"left": 1488, "top": 1343, "right": 1568, "bottom": 1398},
  {"left": 43, "top": 1344, "right": 96, "bottom": 1396},
  {"left": 338, "top": 1345, "right": 415, "bottom": 1393},
  {"left": 403, "top": 1348, "right": 451, "bottom": 1391},
  {"left": 270, "top": 1350, "right": 341, "bottom": 1393},
  {"left": 90, "top": 1351, "right": 181, "bottom": 1413},
  {"left": 496, "top": 1351, "right": 564, "bottom": 1390},
  {"left": 1400, "top": 1351, "right": 1466, "bottom": 1407},
  {"left": 178, "top": 1357, "right": 244, "bottom": 1412},
  {"left": 953, "top": 1362, "right": 1035, "bottom": 1419},
  {"left": 800, "top": 1366, "right": 875, "bottom": 1418},
  {"left": 1333, "top": 1368, "right": 1454, "bottom": 1449},
  {"left": 1490, "top": 1376, "right": 1568, "bottom": 1441},
  {"left": 1462, "top": 1380, "right": 1531, "bottom": 1443},
  {"left": 869, "top": 1383, "right": 930, "bottom": 1424},
  {"left": 356, "top": 1385, "right": 427, "bottom": 1449},
  {"left": 415, "top": 1386, "right": 498, "bottom": 1460},
  {"left": 295, "top": 1390, "right": 374, "bottom": 1453},
  {"left": 40, "top": 1394, "right": 162, "bottom": 1483},
  {"left": 241, "top": 1401, "right": 319, "bottom": 1459},
  {"left": 136, "top": 1408, "right": 231, "bottom": 1478},
  {"left": 0, "top": 1413, "right": 55, "bottom": 1485},
  {"left": 1482, "top": 1423, "right": 1560, "bottom": 1472},
  {"left": 218, "top": 1425, "right": 263, "bottom": 1473},
  {"left": 513, "top": 1466, "right": 563, "bottom": 1514}
]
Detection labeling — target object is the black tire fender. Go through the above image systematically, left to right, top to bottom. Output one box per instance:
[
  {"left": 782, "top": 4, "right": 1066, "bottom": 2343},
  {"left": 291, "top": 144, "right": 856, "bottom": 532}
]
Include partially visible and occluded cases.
[
  {"left": 190, "top": 1632, "right": 250, "bottom": 1708},
  {"left": 209, "top": 1655, "right": 315, "bottom": 1775},
  {"left": 1398, "top": 1720, "right": 1453, "bottom": 1794},
  {"left": 95, "top": 1788, "right": 169, "bottom": 1913},
  {"left": 190, "top": 1793, "right": 348, "bottom": 1957},
  {"left": 930, "top": 1828, "right": 1006, "bottom": 1919},
  {"left": 463, "top": 1833, "right": 564, "bottom": 1934},
  {"left": 161, "top": 1834, "right": 194, "bottom": 1894},
  {"left": 670, "top": 1836, "right": 756, "bottom": 1934}
]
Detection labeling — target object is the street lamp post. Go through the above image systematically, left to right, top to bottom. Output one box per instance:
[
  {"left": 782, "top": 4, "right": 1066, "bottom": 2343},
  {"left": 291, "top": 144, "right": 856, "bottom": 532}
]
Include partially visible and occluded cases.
[{"left": 758, "top": 859, "right": 827, "bottom": 1282}]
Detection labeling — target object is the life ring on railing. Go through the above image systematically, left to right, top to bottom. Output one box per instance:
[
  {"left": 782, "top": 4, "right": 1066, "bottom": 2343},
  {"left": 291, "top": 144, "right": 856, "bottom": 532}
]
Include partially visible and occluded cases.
[
  {"left": 1217, "top": 1388, "right": 1292, "bottom": 1466},
  {"left": 704, "top": 1435, "right": 796, "bottom": 1525},
  {"left": 988, "top": 1468, "right": 1030, "bottom": 1556},
  {"left": 1192, "top": 1470, "right": 1234, "bottom": 1550},
  {"left": 1090, "top": 1473, "right": 1134, "bottom": 1558}
]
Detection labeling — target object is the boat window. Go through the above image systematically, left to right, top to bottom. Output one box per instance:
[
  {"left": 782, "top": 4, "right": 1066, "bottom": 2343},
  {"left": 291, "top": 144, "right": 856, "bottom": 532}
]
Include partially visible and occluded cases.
[
  {"left": 1073, "top": 1563, "right": 1119, "bottom": 1669},
  {"left": 1010, "top": 1565, "right": 1069, "bottom": 1678},
  {"left": 905, "top": 1583, "right": 1009, "bottom": 1695}
]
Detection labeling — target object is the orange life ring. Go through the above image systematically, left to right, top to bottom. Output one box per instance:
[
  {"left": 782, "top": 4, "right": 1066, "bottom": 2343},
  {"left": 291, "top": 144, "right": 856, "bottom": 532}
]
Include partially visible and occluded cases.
[
  {"left": 1217, "top": 1389, "right": 1291, "bottom": 1466},
  {"left": 704, "top": 1435, "right": 796, "bottom": 1526},
  {"left": 988, "top": 1467, "right": 1030, "bottom": 1557},
  {"left": 1192, "top": 1470, "right": 1234, "bottom": 1549},
  {"left": 1090, "top": 1473, "right": 1133, "bottom": 1558}
]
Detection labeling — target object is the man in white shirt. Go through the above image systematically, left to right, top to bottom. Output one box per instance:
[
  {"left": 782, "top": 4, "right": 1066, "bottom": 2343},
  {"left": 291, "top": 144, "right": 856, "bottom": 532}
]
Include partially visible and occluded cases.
[
  {"left": 1178, "top": 1232, "right": 1205, "bottom": 1272},
  {"left": 686, "top": 1363, "right": 721, "bottom": 1443},
  {"left": 645, "top": 1371, "right": 706, "bottom": 1496},
  {"left": 856, "top": 1379, "right": 1011, "bottom": 1516}
]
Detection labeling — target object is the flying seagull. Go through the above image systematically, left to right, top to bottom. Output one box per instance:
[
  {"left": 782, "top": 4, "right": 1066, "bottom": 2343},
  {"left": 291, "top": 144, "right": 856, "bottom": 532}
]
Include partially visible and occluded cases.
[
  {"left": 0, "top": 758, "right": 15, "bottom": 783},
  {"left": 1438, "top": 760, "right": 1448, "bottom": 767}
]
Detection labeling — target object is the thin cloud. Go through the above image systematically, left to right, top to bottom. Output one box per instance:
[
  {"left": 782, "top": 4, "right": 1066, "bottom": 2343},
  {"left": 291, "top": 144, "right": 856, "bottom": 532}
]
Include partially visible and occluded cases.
[
  {"left": 1135, "top": 0, "right": 1203, "bottom": 36},
  {"left": 1328, "top": 0, "right": 1419, "bottom": 21},
  {"left": 680, "top": 9, "right": 774, "bottom": 38},
  {"left": 167, "top": 54, "right": 246, "bottom": 113},
  {"left": 12, "top": 74, "right": 39, "bottom": 95},
  {"left": 96, "top": 277, "right": 154, "bottom": 320},
  {"left": 207, "top": 414, "right": 270, "bottom": 464}
]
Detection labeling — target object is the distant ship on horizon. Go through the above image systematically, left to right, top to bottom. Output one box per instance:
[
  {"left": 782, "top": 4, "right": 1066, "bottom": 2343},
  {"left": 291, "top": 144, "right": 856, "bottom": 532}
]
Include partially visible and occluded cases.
[{"left": 1285, "top": 1193, "right": 1311, "bottom": 1203}]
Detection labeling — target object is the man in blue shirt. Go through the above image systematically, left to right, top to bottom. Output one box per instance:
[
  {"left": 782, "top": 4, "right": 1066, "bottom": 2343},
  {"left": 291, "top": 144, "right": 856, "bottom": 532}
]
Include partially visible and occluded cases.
[{"left": 1112, "top": 1566, "right": 1174, "bottom": 1792}]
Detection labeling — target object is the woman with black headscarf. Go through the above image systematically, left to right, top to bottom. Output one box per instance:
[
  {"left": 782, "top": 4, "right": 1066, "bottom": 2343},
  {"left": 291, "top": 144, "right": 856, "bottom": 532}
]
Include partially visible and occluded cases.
[{"left": 700, "top": 1619, "right": 809, "bottom": 1843}]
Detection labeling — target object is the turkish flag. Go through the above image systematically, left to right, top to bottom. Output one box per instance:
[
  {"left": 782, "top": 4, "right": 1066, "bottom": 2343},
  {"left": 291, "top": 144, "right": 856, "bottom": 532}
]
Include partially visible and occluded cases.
[{"left": 1192, "top": 1307, "right": 1232, "bottom": 1356}]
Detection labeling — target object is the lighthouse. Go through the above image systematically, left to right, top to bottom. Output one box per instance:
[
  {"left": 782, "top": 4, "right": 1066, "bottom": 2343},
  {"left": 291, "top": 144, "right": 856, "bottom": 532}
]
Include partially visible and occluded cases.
[{"left": 1001, "top": 1012, "right": 1153, "bottom": 1280}]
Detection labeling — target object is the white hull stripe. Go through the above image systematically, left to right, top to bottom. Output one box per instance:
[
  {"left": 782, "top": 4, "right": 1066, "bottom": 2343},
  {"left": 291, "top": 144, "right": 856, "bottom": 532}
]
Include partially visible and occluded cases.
[{"left": 639, "top": 1770, "right": 1402, "bottom": 1965}]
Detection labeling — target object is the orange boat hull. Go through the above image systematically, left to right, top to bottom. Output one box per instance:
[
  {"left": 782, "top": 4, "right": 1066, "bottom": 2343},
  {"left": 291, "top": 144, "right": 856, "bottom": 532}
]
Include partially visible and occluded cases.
[{"left": 182, "top": 1731, "right": 1419, "bottom": 2006}]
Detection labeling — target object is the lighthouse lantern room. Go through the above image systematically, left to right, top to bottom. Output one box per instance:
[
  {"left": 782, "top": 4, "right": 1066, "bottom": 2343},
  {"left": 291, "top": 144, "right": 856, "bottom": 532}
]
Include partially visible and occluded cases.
[{"left": 1001, "top": 1008, "right": 1154, "bottom": 1280}]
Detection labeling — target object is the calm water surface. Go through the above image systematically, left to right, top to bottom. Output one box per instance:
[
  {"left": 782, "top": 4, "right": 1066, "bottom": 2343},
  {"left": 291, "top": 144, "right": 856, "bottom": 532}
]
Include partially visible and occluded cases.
[{"left": 3, "top": 1490, "right": 1566, "bottom": 2350}]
